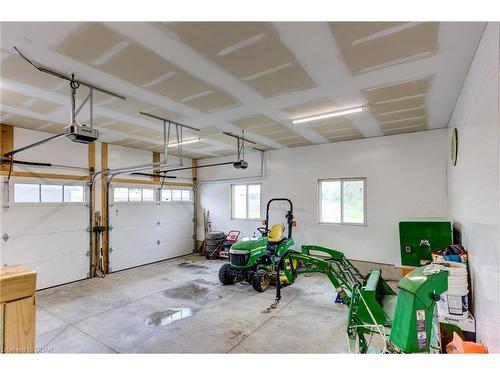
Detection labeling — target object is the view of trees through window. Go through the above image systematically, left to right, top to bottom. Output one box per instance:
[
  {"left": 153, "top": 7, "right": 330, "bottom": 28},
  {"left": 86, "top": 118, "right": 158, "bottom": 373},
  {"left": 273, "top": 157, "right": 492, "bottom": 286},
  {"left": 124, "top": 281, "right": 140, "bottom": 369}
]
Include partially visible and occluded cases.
[{"left": 319, "top": 178, "right": 365, "bottom": 225}]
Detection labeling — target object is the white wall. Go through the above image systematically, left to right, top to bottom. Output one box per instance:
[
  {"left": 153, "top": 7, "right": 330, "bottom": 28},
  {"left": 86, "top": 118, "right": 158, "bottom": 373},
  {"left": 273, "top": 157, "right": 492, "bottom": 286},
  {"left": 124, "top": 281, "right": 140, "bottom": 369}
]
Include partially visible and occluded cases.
[
  {"left": 446, "top": 22, "right": 500, "bottom": 352},
  {"left": 197, "top": 129, "right": 449, "bottom": 265}
]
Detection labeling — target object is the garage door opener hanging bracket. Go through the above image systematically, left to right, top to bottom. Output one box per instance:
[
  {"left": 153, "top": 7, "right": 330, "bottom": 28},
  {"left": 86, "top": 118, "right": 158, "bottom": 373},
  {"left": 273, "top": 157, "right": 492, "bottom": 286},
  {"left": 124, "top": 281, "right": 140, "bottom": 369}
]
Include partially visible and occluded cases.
[
  {"left": 139, "top": 111, "right": 200, "bottom": 170},
  {"left": 223, "top": 130, "right": 255, "bottom": 169}
]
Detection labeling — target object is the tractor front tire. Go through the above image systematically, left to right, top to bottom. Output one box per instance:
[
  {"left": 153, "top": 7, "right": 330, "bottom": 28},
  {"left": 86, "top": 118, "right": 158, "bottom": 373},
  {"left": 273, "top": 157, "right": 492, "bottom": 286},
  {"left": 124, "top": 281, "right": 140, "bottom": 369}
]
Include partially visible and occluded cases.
[
  {"left": 219, "top": 264, "right": 235, "bottom": 285},
  {"left": 252, "top": 270, "right": 271, "bottom": 292}
]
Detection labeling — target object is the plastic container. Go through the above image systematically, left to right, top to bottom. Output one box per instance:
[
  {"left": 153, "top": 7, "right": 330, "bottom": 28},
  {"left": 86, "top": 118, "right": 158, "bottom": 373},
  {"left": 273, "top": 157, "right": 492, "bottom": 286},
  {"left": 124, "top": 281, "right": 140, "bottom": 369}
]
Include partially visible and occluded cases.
[
  {"left": 436, "top": 262, "right": 469, "bottom": 319},
  {"left": 446, "top": 332, "right": 488, "bottom": 354}
]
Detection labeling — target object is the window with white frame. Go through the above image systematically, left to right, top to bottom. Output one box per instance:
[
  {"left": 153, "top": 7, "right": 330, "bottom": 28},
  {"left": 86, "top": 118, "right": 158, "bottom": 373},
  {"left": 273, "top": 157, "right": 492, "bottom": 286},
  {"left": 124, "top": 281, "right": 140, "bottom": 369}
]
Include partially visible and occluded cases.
[
  {"left": 319, "top": 178, "right": 366, "bottom": 225},
  {"left": 13, "top": 183, "right": 85, "bottom": 204},
  {"left": 231, "top": 183, "right": 261, "bottom": 220},
  {"left": 112, "top": 187, "right": 158, "bottom": 203},
  {"left": 161, "top": 188, "right": 192, "bottom": 202}
]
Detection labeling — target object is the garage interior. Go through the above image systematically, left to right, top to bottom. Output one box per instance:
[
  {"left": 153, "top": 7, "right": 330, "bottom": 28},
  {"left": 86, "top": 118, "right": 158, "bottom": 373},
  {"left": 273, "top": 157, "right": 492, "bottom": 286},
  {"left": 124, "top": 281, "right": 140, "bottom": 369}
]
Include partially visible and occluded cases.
[{"left": 0, "top": 20, "right": 499, "bottom": 355}]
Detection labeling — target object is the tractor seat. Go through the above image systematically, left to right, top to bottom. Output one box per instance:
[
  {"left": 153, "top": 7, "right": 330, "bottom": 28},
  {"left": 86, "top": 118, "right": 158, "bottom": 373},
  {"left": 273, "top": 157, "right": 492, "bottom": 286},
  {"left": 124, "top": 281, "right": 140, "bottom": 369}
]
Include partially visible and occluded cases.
[{"left": 268, "top": 224, "right": 285, "bottom": 243}]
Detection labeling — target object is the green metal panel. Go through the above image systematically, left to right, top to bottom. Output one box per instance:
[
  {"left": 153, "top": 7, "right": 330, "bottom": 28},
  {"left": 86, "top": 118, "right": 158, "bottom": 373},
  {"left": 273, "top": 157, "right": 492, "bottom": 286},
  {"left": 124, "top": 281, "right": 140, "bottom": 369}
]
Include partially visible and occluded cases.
[
  {"left": 399, "top": 221, "right": 452, "bottom": 266},
  {"left": 390, "top": 267, "right": 448, "bottom": 353},
  {"left": 356, "top": 269, "right": 396, "bottom": 327}
]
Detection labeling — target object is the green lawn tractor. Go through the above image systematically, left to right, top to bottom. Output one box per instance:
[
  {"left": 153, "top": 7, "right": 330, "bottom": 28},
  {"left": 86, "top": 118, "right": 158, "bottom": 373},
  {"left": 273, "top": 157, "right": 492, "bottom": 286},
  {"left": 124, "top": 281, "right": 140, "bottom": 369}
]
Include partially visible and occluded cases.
[{"left": 218, "top": 198, "right": 298, "bottom": 292}]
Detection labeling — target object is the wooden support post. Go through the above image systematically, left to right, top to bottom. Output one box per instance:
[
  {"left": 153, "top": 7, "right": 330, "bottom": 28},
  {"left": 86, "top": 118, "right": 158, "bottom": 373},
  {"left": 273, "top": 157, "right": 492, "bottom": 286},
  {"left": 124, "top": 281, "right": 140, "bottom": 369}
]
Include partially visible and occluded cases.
[
  {"left": 0, "top": 124, "right": 14, "bottom": 171},
  {"left": 88, "top": 143, "right": 96, "bottom": 172},
  {"left": 101, "top": 143, "right": 109, "bottom": 274},
  {"left": 152, "top": 152, "right": 160, "bottom": 183},
  {"left": 192, "top": 159, "right": 197, "bottom": 180}
]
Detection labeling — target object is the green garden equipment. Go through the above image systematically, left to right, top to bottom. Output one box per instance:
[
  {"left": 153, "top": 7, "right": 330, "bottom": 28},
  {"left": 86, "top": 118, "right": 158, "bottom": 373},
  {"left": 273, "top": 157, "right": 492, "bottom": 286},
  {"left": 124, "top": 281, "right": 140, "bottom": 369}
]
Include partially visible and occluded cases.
[
  {"left": 218, "top": 198, "right": 297, "bottom": 292},
  {"left": 218, "top": 198, "right": 449, "bottom": 353},
  {"left": 269, "top": 247, "right": 449, "bottom": 353}
]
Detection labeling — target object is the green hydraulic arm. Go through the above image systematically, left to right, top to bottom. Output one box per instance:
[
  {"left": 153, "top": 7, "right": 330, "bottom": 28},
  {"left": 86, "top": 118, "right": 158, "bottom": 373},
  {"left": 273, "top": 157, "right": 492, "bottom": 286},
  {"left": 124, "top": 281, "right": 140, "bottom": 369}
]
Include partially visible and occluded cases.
[{"left": 272, "top": 245, "right": 365, "bottom": 307}]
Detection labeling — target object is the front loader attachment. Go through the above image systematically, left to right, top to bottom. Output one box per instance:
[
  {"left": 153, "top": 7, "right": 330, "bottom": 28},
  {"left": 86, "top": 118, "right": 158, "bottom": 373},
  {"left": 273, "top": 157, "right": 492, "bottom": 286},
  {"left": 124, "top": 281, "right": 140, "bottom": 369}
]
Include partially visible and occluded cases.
[
  {"left": 268, "top": 243, "right": 449, "bottom": 354},
  {"left": 274, "top": 245, "right": 366, "bottom": 306},
  {"left": 347, "top": 265, "right": 448, "bottom": 353}
]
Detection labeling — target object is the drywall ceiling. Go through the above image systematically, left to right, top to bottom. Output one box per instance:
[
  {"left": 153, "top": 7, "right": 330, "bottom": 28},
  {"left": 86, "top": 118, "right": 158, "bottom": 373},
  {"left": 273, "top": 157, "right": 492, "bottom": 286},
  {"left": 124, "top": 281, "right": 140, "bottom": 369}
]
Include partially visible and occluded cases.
[{"left": 0, "top": 22, "right": 486, "bottom": 159}]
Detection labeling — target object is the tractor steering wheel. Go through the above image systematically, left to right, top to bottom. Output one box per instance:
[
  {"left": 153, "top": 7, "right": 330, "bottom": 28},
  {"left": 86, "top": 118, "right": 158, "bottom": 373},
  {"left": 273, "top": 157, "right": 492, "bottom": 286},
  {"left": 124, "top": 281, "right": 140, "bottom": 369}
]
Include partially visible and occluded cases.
[{"left": 257, "top": 227, "right": 270, "bottom": 236}]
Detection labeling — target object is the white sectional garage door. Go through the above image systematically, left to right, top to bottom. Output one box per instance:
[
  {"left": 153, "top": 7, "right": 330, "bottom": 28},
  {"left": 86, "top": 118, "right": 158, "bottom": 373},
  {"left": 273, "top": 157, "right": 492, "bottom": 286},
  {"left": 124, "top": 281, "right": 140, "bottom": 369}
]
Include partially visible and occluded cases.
[
  {"left": 0, "top": 180, "right": 90, "bottom": 290},
  {"left": 109, "top": 201, "right": 194, "bottom": 272}
]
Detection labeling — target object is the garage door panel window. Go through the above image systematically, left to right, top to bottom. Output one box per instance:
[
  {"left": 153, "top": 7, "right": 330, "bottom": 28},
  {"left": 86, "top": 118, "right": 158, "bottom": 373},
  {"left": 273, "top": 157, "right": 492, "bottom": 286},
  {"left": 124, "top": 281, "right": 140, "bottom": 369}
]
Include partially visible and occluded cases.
[
  {"left": 319, "top": 178, "right": 366, "bottom": 225},
  {"left": 13, "top": 183, "right": 86, "bottom": 204},
  {"left": 13, "top": 183, "right": 40, "bottom": 203},
  {"left": 41, "top": 184, "right": 63, "bottom": 203},
  {"left": 232, "top": 184, "right": 261, "bottom": 220},
  {"left": 64, "top": 185, "right": 84, "bottom": 202},
  {"left": 113, "top": 187, "right": 158, "bottom": 203},
  {"left": 113, "top": 187, "right": 129, "bottom": 202},
  {"left": 113, "top": 188, "right": 192, "bottom": 203},
  {"left": 128, "top": 188, "right": 142, "bottom": 202},
  {"left": 142, "top": 188, "right": 155, "bottom": 202},
  {"left": 160, "top": 189, "right": 192, "bottom": 202},
  {"left": 161, "top": 189, "right": 172, "bottom": 202},
  {"left": 172, "top": 189, "right": 182, "bottom": 201},
  {"left": 181, "top": 190, "right": 191, "bottom": 201}
]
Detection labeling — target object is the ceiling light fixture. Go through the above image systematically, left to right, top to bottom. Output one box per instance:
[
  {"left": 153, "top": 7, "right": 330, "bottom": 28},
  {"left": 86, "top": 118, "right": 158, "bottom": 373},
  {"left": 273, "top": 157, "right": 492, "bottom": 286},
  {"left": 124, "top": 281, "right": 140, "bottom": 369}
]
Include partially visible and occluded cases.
[
  {"left": 351, "top": 23, "right": 422, "bottom": 45},
  {"left": 217, "top": 33, "right": 267, "bottom": 56},
  {"left": 93, "top": 41, "right": 129, "bottom": 65},
  {"left": 292, "top": 107, "right": 364, "bottom": 124},
  {"left": 167, "top": 138, "right": 200, "bottom": 147}
]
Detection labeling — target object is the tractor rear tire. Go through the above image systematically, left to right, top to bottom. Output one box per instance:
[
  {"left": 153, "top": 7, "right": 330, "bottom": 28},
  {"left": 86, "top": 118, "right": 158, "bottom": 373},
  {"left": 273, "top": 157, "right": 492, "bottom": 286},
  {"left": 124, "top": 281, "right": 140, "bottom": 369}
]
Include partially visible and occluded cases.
[
  {"left": 219, "top": 264, "right": 235, "bottom": 285},
  {"left": 252, "top": 270, "right": 271, "bottom": 292}
]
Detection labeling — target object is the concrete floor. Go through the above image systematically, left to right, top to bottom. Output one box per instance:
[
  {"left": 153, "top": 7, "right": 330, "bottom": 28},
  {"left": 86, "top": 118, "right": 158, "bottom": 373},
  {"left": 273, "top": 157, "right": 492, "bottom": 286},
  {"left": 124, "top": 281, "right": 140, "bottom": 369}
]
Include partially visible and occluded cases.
[{"left": 35, "top": 254, "right": 359, "bottom": 353}]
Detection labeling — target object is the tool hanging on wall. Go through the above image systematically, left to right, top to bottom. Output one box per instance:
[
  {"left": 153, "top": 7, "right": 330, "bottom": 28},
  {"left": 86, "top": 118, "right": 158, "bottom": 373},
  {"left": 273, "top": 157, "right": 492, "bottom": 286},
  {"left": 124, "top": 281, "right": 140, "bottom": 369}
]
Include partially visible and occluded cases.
[
  {"left": 139, "top": 111, "right": 200, "bottom": 168},
  {"left": 92, "top": 211, "right": 107, "bottom": 278}
]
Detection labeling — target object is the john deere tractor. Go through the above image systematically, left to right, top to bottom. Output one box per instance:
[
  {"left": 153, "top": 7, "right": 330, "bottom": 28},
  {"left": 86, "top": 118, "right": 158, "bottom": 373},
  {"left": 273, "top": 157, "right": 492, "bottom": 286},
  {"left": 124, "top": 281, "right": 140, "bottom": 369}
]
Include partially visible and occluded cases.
[
  {"left": 218, "top": 198, "right": 297, "bottom": 292},
  {"left": 218, "top": 198, "right": 451, "bottom": 353}
]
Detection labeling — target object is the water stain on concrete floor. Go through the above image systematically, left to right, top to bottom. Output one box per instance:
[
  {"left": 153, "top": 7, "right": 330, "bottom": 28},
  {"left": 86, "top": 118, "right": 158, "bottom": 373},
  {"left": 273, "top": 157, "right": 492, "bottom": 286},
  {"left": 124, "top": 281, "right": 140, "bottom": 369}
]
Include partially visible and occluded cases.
[
  {"left": 177, "top": 262, "right": 209, "bottom": 270},
  {"left": 192, "top": 278, "right": 218, "bottom": 285},
  {"left": 163, "top": 282, "right": 222, "bottom": 305},
  {"left": 164, "top": 282, "right": 209, "bottom": 299},
  {"left": 145, "top": 308, "right": 194, "bottom": 327},
  {"left": 228, "top": 329, "right": 246, "bottom": 341}
]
